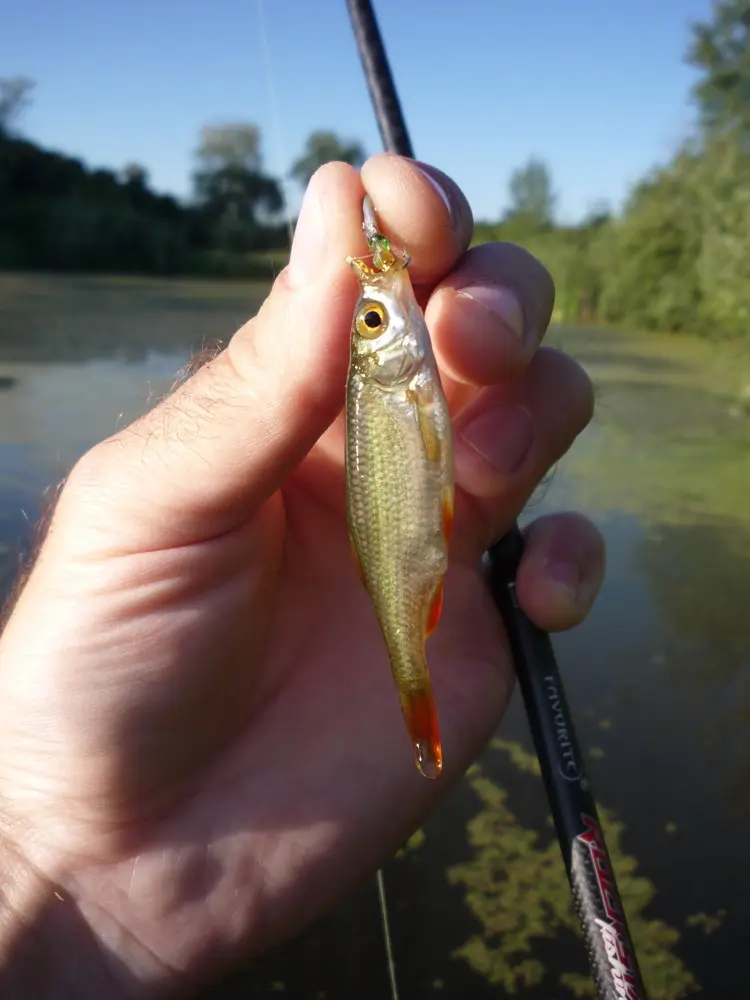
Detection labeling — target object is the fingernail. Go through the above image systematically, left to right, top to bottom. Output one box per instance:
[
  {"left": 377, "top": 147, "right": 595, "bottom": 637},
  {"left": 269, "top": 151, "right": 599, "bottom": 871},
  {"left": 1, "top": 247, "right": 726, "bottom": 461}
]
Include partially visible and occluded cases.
[
  {"left": 414, "top": 162, "right": 455, "bottom": 223},
  {"left": 287, "top": 174, "right": 326, "bottom": 288},
  {"left": 457, "top": 286, "right": 524, "bottom": 340},
  {"left": 459, "top": 403, "right": 533, "bottom": 475},
  {"left": 545, "top": 558, "right": 582, "bottom": 602}
]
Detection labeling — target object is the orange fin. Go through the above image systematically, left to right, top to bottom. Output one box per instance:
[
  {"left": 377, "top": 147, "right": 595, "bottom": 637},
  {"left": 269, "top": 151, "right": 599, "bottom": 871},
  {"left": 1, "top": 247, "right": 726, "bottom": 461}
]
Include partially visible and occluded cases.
[
  {"left": 408, "top": 385, "right": 441, "bottom": 464},
  {"left": 442, "top": 487, "right": 454, "bottom": 545},
  {"left": 349, "top": 537, "right": 366, "bottom": 586},
  {"left": 426, "top": 579, "right": 444, "bottom": 636},
  {"left": 402, "top": 689, "right": 442, "bottom": 779}
]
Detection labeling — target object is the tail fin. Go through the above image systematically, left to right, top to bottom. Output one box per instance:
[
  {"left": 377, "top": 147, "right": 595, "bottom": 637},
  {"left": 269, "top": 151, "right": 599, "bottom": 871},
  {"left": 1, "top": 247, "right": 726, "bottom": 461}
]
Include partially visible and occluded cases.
[{"left": 400, "top": 686, "right": 442, "bottom": 779}]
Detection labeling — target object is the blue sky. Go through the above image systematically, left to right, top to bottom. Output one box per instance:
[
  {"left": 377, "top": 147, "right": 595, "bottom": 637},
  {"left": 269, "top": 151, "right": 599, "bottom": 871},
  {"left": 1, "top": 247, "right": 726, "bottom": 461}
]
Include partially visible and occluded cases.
[{"left": 1, "top": 0, "right": 713, "bottom": 223}]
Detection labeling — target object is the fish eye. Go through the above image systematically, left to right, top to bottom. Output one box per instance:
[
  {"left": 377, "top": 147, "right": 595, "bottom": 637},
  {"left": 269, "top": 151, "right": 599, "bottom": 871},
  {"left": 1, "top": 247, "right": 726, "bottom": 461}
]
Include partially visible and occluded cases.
[{"left": 356, "top": 301, "right": 388, "bottom": 339}]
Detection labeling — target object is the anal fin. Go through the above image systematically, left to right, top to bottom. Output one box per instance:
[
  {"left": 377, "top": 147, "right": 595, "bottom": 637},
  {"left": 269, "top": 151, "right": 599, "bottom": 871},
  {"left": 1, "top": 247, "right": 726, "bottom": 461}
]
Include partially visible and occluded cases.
[
  {"left": 409, "top": 384, "right": 443, "bottom": 465},
  {"left": 442, "top": 487, "right": 454, "bottom": 545}
]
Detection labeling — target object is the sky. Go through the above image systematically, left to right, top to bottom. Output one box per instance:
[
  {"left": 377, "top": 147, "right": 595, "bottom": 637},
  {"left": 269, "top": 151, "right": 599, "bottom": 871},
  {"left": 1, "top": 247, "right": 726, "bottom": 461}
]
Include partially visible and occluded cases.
[{"left": 0, "top": 0, "right": 714, "bottom": 224}]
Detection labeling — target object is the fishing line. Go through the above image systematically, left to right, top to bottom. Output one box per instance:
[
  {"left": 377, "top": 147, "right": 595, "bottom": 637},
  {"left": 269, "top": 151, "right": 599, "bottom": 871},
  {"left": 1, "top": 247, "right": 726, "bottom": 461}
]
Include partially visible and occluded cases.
[{"left": 376, "top": 868, "right": 400, "bottom": 1000}]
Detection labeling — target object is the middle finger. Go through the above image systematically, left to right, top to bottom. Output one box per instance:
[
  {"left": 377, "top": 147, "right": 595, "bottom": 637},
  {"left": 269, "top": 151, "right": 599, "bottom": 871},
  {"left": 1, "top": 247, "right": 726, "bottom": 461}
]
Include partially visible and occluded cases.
[{"left": 426, "top": 241, "right": 556, "bottom": 410}]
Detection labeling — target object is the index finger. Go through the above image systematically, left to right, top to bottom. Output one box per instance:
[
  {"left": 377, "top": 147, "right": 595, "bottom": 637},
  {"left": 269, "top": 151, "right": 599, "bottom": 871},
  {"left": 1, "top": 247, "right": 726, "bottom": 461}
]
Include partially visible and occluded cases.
[{"left": 360, "top": 153, "right": 474, "bottom": 288}]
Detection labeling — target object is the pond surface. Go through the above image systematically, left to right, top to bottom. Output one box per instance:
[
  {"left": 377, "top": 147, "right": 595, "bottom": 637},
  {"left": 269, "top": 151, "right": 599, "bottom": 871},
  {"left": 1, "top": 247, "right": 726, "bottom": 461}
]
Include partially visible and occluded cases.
[{"left": 1, "top": 274, "right": 748, "bottom": 998}]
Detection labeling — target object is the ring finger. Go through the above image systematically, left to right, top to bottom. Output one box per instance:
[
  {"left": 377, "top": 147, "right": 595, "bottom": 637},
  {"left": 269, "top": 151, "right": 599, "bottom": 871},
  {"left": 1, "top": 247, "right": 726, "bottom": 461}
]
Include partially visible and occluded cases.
[{"left": 450, "top": 346, "right": 595, "bottom": 562}]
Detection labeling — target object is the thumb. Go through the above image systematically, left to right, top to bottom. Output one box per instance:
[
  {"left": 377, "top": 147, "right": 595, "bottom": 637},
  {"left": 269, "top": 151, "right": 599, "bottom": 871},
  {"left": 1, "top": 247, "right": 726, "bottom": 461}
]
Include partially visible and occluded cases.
[{"left": 59, "top": 163, "right": 365, "bottom": 552}]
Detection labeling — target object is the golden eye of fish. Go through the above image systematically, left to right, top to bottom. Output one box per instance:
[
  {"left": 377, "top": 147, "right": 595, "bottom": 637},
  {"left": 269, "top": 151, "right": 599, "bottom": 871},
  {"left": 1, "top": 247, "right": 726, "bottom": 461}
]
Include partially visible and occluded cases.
[{"left": 356, "top": 301, "right": 388, "bottom": 339}]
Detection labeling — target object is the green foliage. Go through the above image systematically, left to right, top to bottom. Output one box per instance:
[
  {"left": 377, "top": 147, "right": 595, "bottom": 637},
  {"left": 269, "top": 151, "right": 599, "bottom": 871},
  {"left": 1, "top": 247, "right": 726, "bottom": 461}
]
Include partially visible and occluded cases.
[
  {"left": 687, "top": 0, "right": 750, "bottom": 139},
  {"left": 590, "top": 130, "right": 750, "bottom": 338},
  {"left": 692, "top": 130, "right": 750, "bottom": 335},
  {"left": 0, "top": 133, "right": 195, "bottom": 272},
  {"left": 595, "top": 153, "right": 704, "bottom": 333},
  {"left": 193, "top": 163, "right": 283, "bottom": 252}
]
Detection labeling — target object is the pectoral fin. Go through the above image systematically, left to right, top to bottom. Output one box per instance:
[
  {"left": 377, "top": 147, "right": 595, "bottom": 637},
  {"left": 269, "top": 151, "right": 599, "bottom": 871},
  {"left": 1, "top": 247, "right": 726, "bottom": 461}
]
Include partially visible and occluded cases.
[
  {"left": 409, "top": 384, "right": 444, "bottom": 465},
  {"left": 442, "top": 487, "right": 454, "bottom": 545}
]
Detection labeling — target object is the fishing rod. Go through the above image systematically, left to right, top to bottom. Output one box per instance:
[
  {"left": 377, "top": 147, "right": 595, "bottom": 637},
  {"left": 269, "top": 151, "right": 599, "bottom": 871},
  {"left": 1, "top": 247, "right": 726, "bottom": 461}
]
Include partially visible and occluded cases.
[{"left": 345, "top": 2, "right": 648, "bottom": 998}]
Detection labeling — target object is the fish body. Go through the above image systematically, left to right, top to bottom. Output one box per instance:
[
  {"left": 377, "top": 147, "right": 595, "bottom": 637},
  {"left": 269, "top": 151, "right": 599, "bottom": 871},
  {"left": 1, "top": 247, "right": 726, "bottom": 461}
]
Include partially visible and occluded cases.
[{"left": 345, "top": 245, "right": 453, "bottom": 778}]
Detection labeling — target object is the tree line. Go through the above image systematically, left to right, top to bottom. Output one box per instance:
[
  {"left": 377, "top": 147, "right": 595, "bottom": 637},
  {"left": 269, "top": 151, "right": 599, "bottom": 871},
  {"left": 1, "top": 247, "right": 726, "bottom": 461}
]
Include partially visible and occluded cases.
[
  {"left": 1, "top": 0, "right": 748, "bottom": 337},
  {"left": 476, "top": 0, "right": 750, "bottom": 339},
  {"left": 0, "top": 83, "right": 365, "bottom": 278}
]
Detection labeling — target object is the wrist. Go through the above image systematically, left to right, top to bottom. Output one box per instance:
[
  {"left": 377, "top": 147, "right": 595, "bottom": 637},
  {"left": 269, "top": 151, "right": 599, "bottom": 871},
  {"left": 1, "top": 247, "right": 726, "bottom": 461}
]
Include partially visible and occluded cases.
[{"left": 0, "top": 836, "right": 150, "bottom": 999}]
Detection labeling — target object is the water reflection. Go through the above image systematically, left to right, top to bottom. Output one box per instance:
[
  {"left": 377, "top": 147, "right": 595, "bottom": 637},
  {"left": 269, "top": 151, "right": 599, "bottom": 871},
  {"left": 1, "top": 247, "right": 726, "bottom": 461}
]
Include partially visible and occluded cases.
[
  {"left": 0, "top": 273, "right": 266, "bottom": 364},
  {"left": 0, "top": 442, "right": 51, "bottom": 599},
  {"left": 637, "top": 519, "right": 750, "bottom": 814},
  {"left": 638, "top": 519, "right": 750, "bottom": 673}
]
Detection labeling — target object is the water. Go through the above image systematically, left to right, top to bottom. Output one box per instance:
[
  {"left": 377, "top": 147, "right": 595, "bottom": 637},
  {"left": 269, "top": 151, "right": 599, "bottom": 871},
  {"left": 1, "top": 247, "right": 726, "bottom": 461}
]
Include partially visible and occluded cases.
[{"left": 1, "top": 275, "right": 748, "bottom": 997}]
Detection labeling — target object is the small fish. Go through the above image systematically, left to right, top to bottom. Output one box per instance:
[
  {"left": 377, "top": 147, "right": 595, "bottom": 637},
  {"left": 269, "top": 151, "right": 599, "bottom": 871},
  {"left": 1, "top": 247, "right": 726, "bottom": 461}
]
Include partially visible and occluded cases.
[{"left": 345, "top": 196, "right": 454, "bottom": 779}]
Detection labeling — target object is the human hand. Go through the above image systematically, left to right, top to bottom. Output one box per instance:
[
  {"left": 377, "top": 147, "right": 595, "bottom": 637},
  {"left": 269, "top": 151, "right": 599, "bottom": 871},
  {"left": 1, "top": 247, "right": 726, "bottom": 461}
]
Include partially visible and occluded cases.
[{"left": 0, "top": 155, "right": 602, "bottom": 997}]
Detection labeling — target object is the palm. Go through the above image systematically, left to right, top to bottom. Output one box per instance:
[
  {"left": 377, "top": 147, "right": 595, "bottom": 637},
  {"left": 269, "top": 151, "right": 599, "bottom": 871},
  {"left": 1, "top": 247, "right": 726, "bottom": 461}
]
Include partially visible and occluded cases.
[{"left": 0, "top": 422, "right": 508, "bottom": 986}]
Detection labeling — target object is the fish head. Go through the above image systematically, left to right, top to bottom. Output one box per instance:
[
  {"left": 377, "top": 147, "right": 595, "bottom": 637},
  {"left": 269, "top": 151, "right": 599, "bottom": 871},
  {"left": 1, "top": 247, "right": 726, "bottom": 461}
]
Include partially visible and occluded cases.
[{"left": 348, "top": 261, "right": 428, "bottom": 388}]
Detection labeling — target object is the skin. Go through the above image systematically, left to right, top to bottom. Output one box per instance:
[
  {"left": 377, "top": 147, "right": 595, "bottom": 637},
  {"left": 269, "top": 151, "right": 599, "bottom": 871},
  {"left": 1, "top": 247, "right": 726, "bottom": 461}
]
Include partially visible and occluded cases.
[{"left": 0, "top": 155, "right": 603, "bottom": 998}]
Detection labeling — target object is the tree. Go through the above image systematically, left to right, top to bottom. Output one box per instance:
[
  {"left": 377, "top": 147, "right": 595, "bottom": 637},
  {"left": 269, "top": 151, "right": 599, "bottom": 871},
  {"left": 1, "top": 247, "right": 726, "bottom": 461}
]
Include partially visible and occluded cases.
[
  {"left": 687, "top": 0, "right": 750, "bottom": 139},
  {"left": 590, "top": 2, "right": 750, "bottom": 337},
  {"left": 0, "top": 76, "right": 35, "bottom": 134},
  {"left": 192, "top": 122, "right": 283, "bottom": 252},
  {"left": 195, "top": 123, "right": 261, "bottom": 173},
  {"left": 290, "top": 130, "right": 365, "bottom": 188},
  {"left": 692, "top": 130, "right": 750, "bottom": 336},
  {"left": 597, "top": 153, "right": 704, "bottom": 333},
  {"left": 504, "top": 157, "right": 556, "bottom": 230},
  {"left": 120, "top": 163, "right": 150, "bottom": 188},
  {"left": 194, "top": 165, "right": 282, "bottom": 220}
]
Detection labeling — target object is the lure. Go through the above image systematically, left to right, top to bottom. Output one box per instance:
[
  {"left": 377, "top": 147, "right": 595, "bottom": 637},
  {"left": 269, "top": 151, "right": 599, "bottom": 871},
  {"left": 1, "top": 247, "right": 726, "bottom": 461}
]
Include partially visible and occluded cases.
[{"left": 345, "top": 196, "right": 454, "bottom": 778}]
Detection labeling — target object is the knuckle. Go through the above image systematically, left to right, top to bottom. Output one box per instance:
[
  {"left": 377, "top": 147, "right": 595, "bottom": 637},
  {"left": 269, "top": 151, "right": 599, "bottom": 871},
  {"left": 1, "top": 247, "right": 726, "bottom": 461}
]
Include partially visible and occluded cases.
[{"left": 66, "top": 440, "right": 116, "bottom": 494}]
